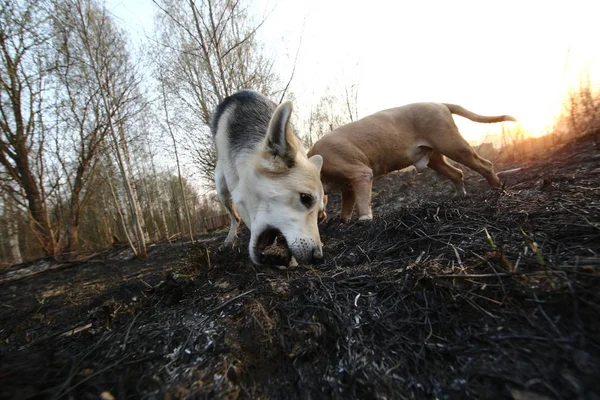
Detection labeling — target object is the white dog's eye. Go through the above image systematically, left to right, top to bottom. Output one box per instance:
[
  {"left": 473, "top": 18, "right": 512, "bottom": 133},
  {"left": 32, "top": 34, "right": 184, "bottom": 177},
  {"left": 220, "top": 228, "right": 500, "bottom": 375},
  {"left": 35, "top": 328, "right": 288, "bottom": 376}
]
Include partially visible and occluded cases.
[{"left": 299, "top": 193, "right": 314, "bottom": 209}]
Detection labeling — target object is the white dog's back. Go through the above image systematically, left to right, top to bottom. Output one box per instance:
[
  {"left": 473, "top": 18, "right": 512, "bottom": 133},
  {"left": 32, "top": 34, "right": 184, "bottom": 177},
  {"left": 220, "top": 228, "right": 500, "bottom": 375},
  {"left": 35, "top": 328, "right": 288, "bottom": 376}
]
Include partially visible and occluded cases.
[{"left": 212, "top": 90, "right": 277, "bottom": 189}]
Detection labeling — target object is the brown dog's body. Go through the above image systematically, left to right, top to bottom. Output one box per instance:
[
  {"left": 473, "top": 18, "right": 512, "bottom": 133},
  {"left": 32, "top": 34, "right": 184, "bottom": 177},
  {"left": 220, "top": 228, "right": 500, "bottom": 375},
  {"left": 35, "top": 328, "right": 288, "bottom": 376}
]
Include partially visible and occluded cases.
[{"left": 308, "top": 102, "right": 516, "bottom": 222}]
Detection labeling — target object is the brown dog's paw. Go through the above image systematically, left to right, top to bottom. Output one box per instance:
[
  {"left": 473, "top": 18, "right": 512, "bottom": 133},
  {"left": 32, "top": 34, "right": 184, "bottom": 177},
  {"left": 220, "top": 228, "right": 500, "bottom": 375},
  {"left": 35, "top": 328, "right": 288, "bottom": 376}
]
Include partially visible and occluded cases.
[
  {"left": 490, "top": 183, "right": 511, "bottom": 197},
  {"left": 452, "top": 188, "right": 468, "bottom": 197},
  {"left": 357, "top": 213, "right": 373, "bottom": 222}
]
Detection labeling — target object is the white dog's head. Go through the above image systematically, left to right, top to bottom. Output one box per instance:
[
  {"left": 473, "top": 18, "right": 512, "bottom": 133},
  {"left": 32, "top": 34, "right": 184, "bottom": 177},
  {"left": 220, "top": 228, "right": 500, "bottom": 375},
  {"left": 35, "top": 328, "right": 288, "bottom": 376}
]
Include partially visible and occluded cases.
[{"left": 233, "top": 101, "right": 325, "bottom": 265}]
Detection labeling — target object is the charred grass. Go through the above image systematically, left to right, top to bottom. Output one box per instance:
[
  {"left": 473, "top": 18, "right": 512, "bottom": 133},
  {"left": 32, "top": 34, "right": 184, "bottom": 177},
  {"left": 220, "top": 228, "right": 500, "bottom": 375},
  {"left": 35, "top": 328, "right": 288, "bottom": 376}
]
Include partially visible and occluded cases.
[{"left": 1, "top": 132, "right": 599, "bottom": 399}]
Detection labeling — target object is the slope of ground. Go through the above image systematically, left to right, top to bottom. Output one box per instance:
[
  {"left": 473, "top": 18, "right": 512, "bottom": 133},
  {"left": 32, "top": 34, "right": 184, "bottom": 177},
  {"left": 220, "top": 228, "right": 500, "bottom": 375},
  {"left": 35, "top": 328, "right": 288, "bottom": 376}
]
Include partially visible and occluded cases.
[{"left": 1, "top": 132, "right": 599, "bottom": 400}]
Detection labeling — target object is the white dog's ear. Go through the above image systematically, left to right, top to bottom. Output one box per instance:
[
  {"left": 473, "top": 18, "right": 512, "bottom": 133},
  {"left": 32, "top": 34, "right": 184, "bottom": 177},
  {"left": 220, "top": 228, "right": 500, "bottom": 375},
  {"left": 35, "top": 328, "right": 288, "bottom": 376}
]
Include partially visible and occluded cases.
[
  {"left": 266, "top": 101, "right": 297, "bottom": 166},
  {"left": 308, "top": 154, "right": 323, "bottom": 172}
]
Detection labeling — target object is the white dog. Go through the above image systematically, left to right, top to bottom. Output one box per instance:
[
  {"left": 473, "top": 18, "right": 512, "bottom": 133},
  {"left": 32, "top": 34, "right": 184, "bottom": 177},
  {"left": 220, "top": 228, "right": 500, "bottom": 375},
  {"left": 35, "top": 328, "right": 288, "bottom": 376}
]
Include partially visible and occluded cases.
[{"left": 211, "top": 90, "right": 325, "bottom": 264}]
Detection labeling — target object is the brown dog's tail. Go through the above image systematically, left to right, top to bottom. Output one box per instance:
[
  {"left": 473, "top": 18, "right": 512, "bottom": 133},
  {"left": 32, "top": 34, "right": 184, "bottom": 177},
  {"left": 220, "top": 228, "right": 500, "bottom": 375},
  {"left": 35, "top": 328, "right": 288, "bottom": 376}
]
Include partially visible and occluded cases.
[{"left": 443, "top": 103, "right": 517, "bottom": 123}]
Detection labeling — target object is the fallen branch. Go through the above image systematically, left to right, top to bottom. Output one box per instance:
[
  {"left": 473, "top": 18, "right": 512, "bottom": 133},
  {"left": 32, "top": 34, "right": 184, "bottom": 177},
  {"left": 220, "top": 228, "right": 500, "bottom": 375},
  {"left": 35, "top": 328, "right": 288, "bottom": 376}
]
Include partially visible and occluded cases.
[
  {"left": 206, "top": 289, "right": 256, "bottom": 313},
  {"left": 19, "top": 322, "right": 93, "bottom": 350},
  {"left": 61, "top": 323, "right": 93, "bottom": 337}
]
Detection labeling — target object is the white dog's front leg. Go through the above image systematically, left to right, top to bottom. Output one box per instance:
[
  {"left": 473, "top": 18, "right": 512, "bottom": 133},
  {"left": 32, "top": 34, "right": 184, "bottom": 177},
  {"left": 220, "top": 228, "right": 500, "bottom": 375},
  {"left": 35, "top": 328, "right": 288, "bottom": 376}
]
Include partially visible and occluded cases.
[
  {"left": 220, "top": 202, "right": 241, "bottom": 250},
  {"left": 223, "top": 216, "right": 238, "bottom": 247}
]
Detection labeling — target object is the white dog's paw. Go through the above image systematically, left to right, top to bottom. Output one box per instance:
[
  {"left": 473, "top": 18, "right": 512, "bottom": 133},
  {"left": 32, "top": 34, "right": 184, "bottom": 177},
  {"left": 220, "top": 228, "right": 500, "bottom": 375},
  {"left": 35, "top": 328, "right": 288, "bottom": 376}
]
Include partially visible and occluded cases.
[{"left": 218, "top": 240, "right": 236, "bottom": 252}]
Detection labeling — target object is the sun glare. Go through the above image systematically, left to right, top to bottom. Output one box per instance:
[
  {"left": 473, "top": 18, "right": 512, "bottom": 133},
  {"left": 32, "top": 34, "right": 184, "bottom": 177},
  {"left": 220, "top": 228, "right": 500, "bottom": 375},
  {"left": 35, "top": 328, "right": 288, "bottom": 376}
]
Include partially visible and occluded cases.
[
  {"left": 458, "top": 63, "right": 600, "bottom": 146},
  {"left": 456, "top": 103, "right": 560, "bottom": 147}
]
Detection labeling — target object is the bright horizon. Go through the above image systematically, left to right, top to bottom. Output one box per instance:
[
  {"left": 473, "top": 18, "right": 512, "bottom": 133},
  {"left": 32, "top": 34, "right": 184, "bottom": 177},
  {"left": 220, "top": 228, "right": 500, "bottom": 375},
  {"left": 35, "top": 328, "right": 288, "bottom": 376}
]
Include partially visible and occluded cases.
[{"left": 108, "top": 0, "right": 600, "bottom": 145}]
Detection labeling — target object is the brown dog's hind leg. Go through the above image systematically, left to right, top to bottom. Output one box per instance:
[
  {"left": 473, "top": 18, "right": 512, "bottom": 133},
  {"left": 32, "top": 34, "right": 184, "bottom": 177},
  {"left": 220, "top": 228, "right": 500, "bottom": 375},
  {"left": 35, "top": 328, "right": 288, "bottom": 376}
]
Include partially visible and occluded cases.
[
  {"left": 442, "top": 139, "right": 501, "bottom": 189},
  {"left": 427, "top": 151, "right": 466, "bottom": 196},
  {"left": 340, "top": 189, "right": 356, "bottom": 223}
]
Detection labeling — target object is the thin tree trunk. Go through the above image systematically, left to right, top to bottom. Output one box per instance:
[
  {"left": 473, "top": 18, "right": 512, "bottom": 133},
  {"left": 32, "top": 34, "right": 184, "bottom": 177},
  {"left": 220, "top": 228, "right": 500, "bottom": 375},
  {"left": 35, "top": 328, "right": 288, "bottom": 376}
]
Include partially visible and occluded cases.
[
  {"left": 159, "top": 70, "right": 196, "bottom": 242},
  {"left": 119, "top": 124, "right": 151, "bottom": 243},
  {"left": 111, "top": 137, "right": 147, "bottom": 257},
  {"left": 147, "top": 140, "right": 170, "bottom": 241},
  {"left": 149, "top": 141, "right": 171, "bottom": 243},
  {"left": 106, "top": 173, "right": 136, "bottom": 251},
  {"left": 141, "top": 175, "right": 161, "bottom": 242},
  {"left": 169, "top": 177, "right": 183, "bottom": 234},
  {"left": 100, "top": 192, "right": 113, "bottom": 244},
  {"left": 65, "top": 196, "right": 81, "bottom": 253},
  {"left": 6, "top": 200, "right": 23, "bottom": 265},
  {"left": 159, "top": 203, "right": 170, "bottom": 242},
  {"left": 66, "top": 214, "right": 80, "bottom": 253}
]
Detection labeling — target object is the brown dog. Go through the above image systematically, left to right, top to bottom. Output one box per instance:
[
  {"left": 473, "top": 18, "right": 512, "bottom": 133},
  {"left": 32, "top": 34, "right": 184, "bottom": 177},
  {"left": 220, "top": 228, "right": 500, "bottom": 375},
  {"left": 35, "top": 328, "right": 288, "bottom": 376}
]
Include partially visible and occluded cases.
[{"left": 308, "top": 102, "right": 516, "bottom": 223}]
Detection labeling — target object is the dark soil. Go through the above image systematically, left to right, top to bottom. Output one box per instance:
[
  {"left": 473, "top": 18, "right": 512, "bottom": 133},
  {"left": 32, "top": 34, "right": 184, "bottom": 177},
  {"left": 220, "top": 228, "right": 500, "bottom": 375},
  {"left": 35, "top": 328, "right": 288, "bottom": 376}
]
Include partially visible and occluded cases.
[{"left": 1, "top": 132, "right": 600, "bottom": 400}]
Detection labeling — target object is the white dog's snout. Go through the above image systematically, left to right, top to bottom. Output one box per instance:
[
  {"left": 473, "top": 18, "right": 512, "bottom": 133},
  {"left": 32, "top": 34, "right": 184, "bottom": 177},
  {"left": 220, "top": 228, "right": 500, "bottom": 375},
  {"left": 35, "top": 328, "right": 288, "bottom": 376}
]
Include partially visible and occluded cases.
[
  {"left": 289, "top": 237, "right": 323, "bottom": 264},
  {"left": 313, "top": 246, "right": 323, "bottom": 260}
]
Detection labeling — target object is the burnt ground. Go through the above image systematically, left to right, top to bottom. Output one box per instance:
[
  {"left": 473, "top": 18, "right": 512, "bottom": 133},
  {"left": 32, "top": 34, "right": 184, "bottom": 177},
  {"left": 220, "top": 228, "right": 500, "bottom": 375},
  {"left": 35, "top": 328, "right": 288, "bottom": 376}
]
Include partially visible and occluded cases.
[{"left": 1, "top": 132, "right": 600, "bottom": 400}]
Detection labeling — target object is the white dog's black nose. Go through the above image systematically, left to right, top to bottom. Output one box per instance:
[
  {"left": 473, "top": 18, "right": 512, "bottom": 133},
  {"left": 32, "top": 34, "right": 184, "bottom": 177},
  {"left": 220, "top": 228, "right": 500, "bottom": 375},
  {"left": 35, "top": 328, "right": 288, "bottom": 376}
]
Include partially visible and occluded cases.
[{"left": 312, "top": 247, "right": 324, "bottom": 264}]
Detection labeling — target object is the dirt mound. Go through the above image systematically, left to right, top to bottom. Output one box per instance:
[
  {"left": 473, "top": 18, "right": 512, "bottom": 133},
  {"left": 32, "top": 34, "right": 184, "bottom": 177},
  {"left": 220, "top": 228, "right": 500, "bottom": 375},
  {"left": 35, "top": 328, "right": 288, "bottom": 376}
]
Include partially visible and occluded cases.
[{"left": 1, "top": 134, "right": 599, "bottom": 399}]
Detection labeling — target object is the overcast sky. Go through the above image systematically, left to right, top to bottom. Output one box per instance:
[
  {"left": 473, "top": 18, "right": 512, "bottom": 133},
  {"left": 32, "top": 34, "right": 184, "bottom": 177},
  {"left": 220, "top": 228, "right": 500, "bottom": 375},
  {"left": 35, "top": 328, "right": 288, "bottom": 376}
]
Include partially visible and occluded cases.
[{"left": 107, "top": 0, "right": 599, "bottom": 143}]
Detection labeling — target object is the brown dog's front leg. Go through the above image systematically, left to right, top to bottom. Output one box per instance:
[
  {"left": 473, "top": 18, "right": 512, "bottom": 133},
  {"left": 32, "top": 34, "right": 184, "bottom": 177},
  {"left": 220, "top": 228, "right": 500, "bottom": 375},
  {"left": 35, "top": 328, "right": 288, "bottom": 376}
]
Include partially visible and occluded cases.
[
  {"left": 352, "top": 172, "right": 374, "bottom": 221},
  {"left": 340, "top": 189, "right": 356, "bottom": 223},
  {"left": 318, "top": 194, "right": 328, "bottom": 224}
]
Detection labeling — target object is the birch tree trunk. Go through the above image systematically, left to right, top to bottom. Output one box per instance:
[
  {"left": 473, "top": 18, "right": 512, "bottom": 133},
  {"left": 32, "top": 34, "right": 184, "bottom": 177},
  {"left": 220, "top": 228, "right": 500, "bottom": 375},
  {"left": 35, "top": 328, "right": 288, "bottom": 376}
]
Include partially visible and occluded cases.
[{"left": 5, "top": 200, "right": 23, "bottom": 265}]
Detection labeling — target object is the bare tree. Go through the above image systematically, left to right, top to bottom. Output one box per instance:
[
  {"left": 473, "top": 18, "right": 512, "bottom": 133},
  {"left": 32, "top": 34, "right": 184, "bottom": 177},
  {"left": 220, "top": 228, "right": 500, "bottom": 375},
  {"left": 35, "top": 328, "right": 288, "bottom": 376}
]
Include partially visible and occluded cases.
[
  {"left": 0, "top": 0, "right": 61, "bottom": 256},
  {"left": 0, "top": 0, "right": 252, "bottom": 265},
  {"left": 50, "top": 0, "right": 116, "bottom": 252},
  {"left": 67, "top": 0, "right": 148, "bottom": 257},
  {"left": 152, "top": 0, "right": 281, "bottom": 185},
  {"left": 344, "top": 84, "right": 359, "bottom": 123},
  {"left": 302, "top": 85, "right": 359, "bottom": 149}
]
